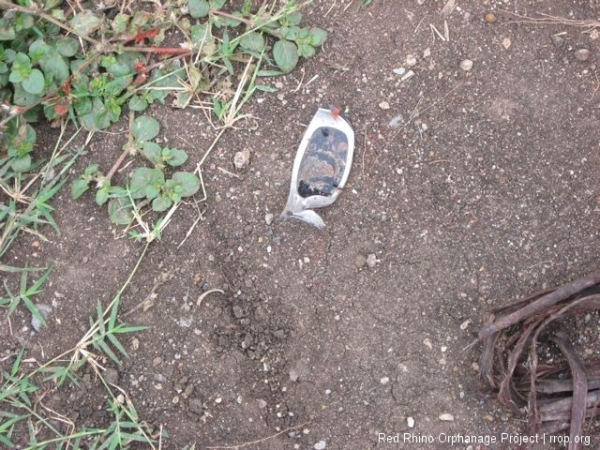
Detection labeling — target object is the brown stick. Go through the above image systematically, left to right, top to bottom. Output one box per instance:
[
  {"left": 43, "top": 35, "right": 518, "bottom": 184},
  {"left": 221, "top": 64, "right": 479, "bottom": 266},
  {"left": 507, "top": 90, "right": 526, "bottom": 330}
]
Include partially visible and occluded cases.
[
  {"left": 479, "top": 271, "right": 600, "bottom": 339},
  {"left": 552, "top": 332, "right": 587, "bottom": 450}
]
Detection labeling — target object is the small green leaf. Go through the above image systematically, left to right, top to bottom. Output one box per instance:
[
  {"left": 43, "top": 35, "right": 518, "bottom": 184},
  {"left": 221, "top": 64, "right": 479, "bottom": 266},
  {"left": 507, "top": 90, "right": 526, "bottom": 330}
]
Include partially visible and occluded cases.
[
  {"left": 44, "top": 0, "right": 64, "bottom": 10},
  {"left": 188, "top": 0, "right": 210, "bottom": 18},
  {"left": 69, "top": 11, "right": 102, "bottom": 36},
  {"left": 280, "top": 11, "right": 302, "bottom": 26},
  {"left": 15, "top": 13, "right": 34, "bottom": 32},
  {"left": 213, "top": 13, "right": 242, "bottom": 28},
  {"left": 112, "top": 14, "right": 130, "bottom": 34},
  {"left": 0, "top": 20, "right": 16, "bottom": 41},
  {"left": 191, "top": 23, "right": 213, "bottom": 48},
  {"left": 282, "top": 26, "right": 299, "bottom": 41},
  {"left": 309, "top": 28, "right": 327, "bottom": 46},
  {"left": 240, "top": 32, "right": 265, "bottom": 53},
  {"left": 55, "top": 37, "right": 79, "bottom": 57},
  {"left": 273, "top": 40, "right": 299, "bottom": 73},
  {"left": 297, "top": 43, "right": 315, "bottom": 58},
  {"left": 40, "top": 52, "right": 70, "bottom": 85},
  {"left": 9, "top": 53, "right": 31, "bottom": 83},
  {"left": 22, "top": 69, "right": 45, "bottom": 94},
  {"left": 257, "top": 69, "right": 284, "bottom": 77},
  {"left": 13, "top": 82, "right": 42, "bottom": 106},
  {"left": 255, "top": 84, "right": 278, "bottom": 93},
  {"left": 173, "top": 91, "right": 193, "bottom": 109},
  {"left": 128, "top": 95, "right": 148, "bottom": 112},
  {"left": 80, "top": 98, "right": 112, "bottom": 131},
  {"left": 131, "top": 115, "right": 160, "bottom": 142},
  {"left": 141, "top": 142, "right": 162, "bottom": 165},
  {"left": 165, "top": 148, "right": 188, "bottom": 167},
  {"left": 11, "top": 155, "right": 32, "bottom": 172},
  {"left": 84, "top": 164, "right": 100, "bottom": 176},
  {"left": 130, "top": 167, "right": 164, "bottom": 199},
  {"left": 171, "top": 172, "right": 200, "bottom": 197},
  {"left": 71, "top": 179, "right": 90, "bottom": 199},
  {"left": 145, "top": 184, "right": 160, "bottom": 200},
  {"left": 96, "top": 188, "right": 109, "bottom": 206},
  {"left": 152, "top": 196, "right": 172, "bottom": 212},
  {"left": 108, "top": 198, "right": 134, "bottom": 225}
]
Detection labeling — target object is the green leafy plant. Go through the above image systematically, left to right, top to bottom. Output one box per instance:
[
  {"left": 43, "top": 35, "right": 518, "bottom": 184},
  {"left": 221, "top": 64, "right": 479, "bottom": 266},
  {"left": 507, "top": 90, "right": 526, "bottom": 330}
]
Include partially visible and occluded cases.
[
  {"left": 71, "top": 115, "right": 200, "bottom": 239},
  {"left": 0, "top": 244, "right": 159, "bottom": 449},
  {"left": 0, "top": 266, "right": 53, "bottom": 329}
]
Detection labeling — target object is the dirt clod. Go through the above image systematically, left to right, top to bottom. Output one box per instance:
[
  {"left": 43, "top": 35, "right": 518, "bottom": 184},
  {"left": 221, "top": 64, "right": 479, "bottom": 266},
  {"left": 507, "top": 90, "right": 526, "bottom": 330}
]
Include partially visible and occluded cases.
[
  {"left": 484, "top": 12, "right": 497, "bottom": 24},
  {"left": 575, "top": 48, "right": 591, "bottom": 61},
  {"left": 233, "top": 148, "right": 250, "bottom": 170},
  {"left": 354, "top": 254, "right": 367, "bottom": 269}
]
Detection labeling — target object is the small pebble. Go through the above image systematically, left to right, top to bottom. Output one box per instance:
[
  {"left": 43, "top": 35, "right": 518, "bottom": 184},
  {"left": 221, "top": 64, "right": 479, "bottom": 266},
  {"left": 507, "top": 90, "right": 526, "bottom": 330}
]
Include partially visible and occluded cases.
[
  {"left": 484, "top": 12, "right": 497, "bottom": 24},
  {"left": 551, "top": 34, "right": 565, "bottom": 48},
  {"left": 423, "top": 48, "right": 431, "bottom": 58},
  {"left": 575, "top": 48, "right": 590, "bottom": 62},
  {"left": 406, "top": 54, "right": 417, "bottom": 66},
  {"left": 460, "top": 59, "right": 473, "bottom": 71},
  {"left": 393, "top": 67, "right": 406, "bottom": 75},
  {"left": 400, "top": 70, "right": 415, "bottom": 82},
  {"left": 378, "top": 101, "right": 390, "bottom": 110},
  {"left": 389, "top": 114, "right": 404, "bottom": 129},
  {"left": 265, "top": 213, "right": 274, "bottom": 225},
  {"left": 354, "top": 254, "right": 367, "bottom": 269},
  {"left": 366, "top": 254, "right": 377, "bottom": 268},
  {"left": 153, "top": 356, "right": 163, "bottom": 366},
  {"left": 104, "top": 368, "right": 120, "bottom": 385},
  {"left": 289, "top": 369, "right": 299, "bottom": 382},
  {"left": 380, "top": 377, "right": 390, "bottom": 385},
  {"left": 439, "top": 413, "right": 454, "bottom": 421},
  {"left": 407, "top": 417, "right": 415, "bottom": 428},
  {"left": 314, "top": 440, "right": 327, "bottom": 450}
]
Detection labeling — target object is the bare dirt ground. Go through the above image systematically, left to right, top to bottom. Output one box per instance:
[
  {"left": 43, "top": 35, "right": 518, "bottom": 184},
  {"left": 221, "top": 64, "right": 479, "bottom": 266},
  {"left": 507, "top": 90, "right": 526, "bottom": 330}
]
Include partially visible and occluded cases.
[{"left": 4, "top": 0, "right": 600, "bottom": 449}]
